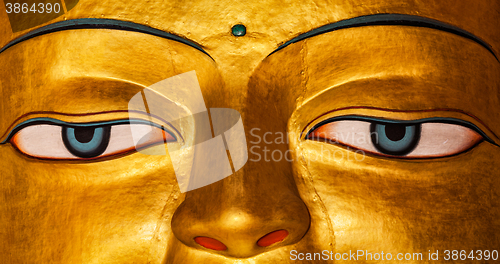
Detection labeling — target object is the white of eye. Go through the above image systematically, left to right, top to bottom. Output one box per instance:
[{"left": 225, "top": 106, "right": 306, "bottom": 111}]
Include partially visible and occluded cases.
[
  {"left": 308, "top": 120, "right": 482, "bottom": 158},
  {"left": 11, "top": 124, "right": 171, "bottom": 159}
]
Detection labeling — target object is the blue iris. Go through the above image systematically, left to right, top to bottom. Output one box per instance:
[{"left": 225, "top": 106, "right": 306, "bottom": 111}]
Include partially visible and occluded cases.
[
  {"left": 370, "top": 123, "right": 421, "bottom": 156},
  {"left": 62, "top": 126, "right": 111, "bottom": 158}
]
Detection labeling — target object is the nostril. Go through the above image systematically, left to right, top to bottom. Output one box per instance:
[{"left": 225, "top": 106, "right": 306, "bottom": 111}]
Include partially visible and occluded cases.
[
  {"left": 257, "top": 229, "right": 289, "bottom": 247},
  {"left": 194, "top": 236, "right": 227, "bottom": 251}
]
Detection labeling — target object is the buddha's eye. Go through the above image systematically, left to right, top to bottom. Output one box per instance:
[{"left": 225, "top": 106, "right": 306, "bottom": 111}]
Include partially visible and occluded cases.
[
  {"left": 306, "top": 117, "right": 486, "bottom": 158},
  {"left": 8, "top": 119, "right": 176, "bottom": 160}
]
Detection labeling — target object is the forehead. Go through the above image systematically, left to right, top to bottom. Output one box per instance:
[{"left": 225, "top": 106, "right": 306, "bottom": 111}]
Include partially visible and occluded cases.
[{"left": 1, "top": 0, "right": 499, "bottom": 59}]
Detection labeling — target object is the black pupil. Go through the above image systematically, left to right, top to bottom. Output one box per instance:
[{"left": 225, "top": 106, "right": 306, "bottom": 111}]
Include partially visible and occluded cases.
[
  {"left": 385, "top": 124, "right": 406, "bottom": 141},
  {"left": 74, "top": 127, "right": 96, "bottom": 143}
]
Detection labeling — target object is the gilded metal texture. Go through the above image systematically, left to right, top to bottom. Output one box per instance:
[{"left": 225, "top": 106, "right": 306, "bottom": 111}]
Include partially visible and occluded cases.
[{"left": 0, "top": 0, "right": 499, "bottom": 263}]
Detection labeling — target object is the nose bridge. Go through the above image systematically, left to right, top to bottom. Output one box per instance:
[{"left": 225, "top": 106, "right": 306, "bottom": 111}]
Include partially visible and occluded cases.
[{"left": 221, "top": 153, "right": 303, "bottom": 215}]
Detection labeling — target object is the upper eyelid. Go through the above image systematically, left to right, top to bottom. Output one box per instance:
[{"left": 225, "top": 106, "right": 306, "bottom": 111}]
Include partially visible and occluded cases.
[
  {"left": 0, "top": 110, "right": 183, "bottom": 143},
  {"left": 305, "top": 115, "right": 499, "bottom": 147},
  {"left": 0, "top": 118, "right": 178, "bottom": 144}
]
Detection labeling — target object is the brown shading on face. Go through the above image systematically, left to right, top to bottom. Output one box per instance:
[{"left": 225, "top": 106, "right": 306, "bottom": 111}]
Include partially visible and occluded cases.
[{"left": 0, "top": 0, "right": 499, "bottom": 263}]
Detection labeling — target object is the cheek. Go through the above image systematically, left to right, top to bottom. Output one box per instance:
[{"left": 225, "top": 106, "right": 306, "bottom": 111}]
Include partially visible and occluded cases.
[
  {"left": 293, "top": 141, "right": 500, "bottom": 253},
  {"left": 0, "top": 146, "right": 182, "bottom": 263}
]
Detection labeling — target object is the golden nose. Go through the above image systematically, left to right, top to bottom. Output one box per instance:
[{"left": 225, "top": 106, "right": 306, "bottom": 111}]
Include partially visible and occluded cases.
[
  {"left": 170, "top": 134, "right": 310, "bottom": 258},
  {"left": 171, "top": 191, "right": 310, "bottom": 258}
]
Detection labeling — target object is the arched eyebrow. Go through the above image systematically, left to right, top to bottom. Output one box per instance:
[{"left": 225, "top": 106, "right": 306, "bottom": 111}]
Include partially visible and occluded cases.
[
  {"left": 268, "top": 14, "right": 498, "bottom": 62},
  {"left": 0, "top": 18, "right": 213, "bottom": 60}
]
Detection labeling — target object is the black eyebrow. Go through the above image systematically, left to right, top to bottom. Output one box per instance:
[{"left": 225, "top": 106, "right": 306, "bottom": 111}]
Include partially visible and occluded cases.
[
  {"left": 269, "top": 14, "right": 498, "bottom": 62},
  {"left": 0, "top": 18, "right": 213, "bottom": 59}
]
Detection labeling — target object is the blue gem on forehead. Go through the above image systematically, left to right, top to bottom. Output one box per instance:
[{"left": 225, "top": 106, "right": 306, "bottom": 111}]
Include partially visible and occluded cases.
[{"left": 231, "top": 24, "right": 246, "bottom": 37}]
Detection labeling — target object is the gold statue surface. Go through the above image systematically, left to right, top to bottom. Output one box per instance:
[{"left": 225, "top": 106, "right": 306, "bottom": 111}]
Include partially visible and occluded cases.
[{"left": 0, "top": 0, "right": 499, "bottom": 263}]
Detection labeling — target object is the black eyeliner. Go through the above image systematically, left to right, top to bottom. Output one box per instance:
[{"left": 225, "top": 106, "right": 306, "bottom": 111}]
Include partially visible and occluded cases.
[{"left": 0, "top": 117, "right": 177, "bottom": 144}]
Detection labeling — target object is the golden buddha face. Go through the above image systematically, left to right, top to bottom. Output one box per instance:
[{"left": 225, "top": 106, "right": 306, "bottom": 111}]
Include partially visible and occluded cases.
[{"left": 0, "top": 0, "right": 499, "bottom": 263}]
